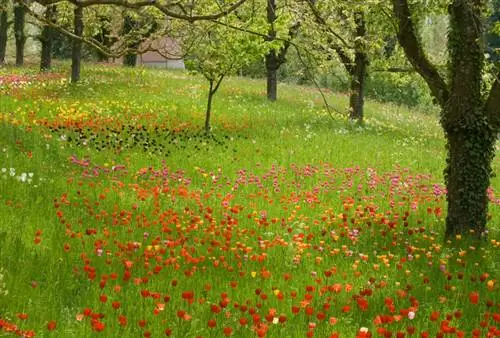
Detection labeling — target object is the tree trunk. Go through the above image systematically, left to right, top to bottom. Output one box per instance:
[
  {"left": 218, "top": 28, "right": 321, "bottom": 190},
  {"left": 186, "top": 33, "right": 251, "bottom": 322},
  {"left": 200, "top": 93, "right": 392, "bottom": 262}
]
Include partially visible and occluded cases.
[
  {"left": 0, "top": 0, "right": 8, "bottom": 64},
  {"left": 14, "top": 0, "right": 25, "bottom": 67},
  {"left": 265, "top": 0, "right": 278, "bottom": 101},
  {"left": 392, "top": 0, "right": 498, "bottom": 239},
  {"left": 442, "top": 0, "right": 496, "bottom": 239},
  {"left": 40, "top": 5, "right": 56, "bottom": 71},
  {"left": 71, "top": 5, "right": 83, "bottom": 83},
  {"left": 348, "top": 11, "right": 367, "bottom": 123},
  {"left": 122, "top": 15, "right": 137, "bottom": 67},
  {"left": 266, "top": 51, "right": 278, "bottom": 101},
  {"left": 123, "top": 53, "right": 137, "bottom": 67},
  {"left": 205, "top": 80, "right": 214, "bottom": 134},
  {"left": 444, "top": 129, "right": 495, "bottom": 238}
]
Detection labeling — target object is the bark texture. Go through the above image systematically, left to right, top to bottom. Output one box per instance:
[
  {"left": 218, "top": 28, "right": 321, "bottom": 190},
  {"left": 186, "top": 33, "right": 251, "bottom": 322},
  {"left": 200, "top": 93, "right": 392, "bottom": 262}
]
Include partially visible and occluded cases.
[
  {"left": 443, "top": 0, "right": 495, "bottom": 238},
  {"left": 348, "top": 11, "right": 367, "bottom": 123}
]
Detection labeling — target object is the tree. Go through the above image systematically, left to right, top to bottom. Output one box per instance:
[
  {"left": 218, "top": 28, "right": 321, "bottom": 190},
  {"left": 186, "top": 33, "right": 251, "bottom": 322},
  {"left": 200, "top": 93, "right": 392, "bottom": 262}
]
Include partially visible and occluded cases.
[
  {"left": 0, "top": 0, "right": 9, "bottom": 64},
  {"left": 13, "top": 0, "right": 25, "bottom": 66},
  {"left": 25, "top": 0, "right": 250, "bottom": 80},
  {"left": 264, "top": 0, "right": 299, "bottom": 101},
  {"left": 392, "top": 0, "right": 499, "bottom": 238},
  {"left": 305, "top": 1, "right": 370, "bottom": 123},
  {"left": 71, "top": 3, "right": 83, "bottom": 82},
  {"left": 40, "top": 4, "right": 56, "bottom": 70},
  {"left": 122, "top": 13, "right": 138, "bottom": 66},
  {"left": 92, "top": 14, "right": 115, "bottom": 61},
  {"left": 183, "top": 18, "right": 269, "bottom": 133}
]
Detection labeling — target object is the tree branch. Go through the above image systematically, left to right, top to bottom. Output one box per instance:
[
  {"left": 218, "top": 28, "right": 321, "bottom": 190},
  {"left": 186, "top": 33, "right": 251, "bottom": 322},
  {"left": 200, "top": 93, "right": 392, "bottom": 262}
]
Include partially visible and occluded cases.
[
  {"left": 35, "top": 0, "right": 248, "bottom": 22},
  {"left": 304, "top": 0, "right": 351, "bottom": 49},
  {"left": 392, "top": 0, "right": 449, "bottom": 107},
  {"left": 276, "top": 20, "right": 300, "bottom": 67}
]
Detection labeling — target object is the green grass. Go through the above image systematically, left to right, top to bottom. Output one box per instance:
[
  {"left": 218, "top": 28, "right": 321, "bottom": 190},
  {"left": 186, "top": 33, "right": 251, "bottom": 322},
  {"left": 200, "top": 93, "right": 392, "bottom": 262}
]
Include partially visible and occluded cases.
[{"left": 0, "top": 63, "right": 498, "bottom": 337}]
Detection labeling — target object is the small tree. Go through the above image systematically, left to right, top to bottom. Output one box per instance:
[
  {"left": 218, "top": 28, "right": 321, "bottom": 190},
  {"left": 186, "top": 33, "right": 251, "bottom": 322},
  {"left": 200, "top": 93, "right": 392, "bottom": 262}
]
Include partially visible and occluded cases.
[{"left": 184, "top": 20, "right": 269, "bottom": 133}]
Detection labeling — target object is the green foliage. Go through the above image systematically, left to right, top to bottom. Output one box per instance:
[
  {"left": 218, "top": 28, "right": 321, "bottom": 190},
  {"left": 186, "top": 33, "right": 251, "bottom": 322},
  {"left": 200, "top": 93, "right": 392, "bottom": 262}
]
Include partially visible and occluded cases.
[
  {"left": 183, "top": 17, "right": 270, "bottom": 82},
  {"left": 365, "top": 71, "right": 436, "bottom": 109}
]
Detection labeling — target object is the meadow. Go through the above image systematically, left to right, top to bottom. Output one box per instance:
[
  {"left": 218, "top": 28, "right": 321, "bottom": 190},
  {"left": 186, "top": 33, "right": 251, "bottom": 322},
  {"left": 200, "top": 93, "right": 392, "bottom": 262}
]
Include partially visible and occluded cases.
[{"left": 0, "top": 64, "right": 498, "bottom": 337}]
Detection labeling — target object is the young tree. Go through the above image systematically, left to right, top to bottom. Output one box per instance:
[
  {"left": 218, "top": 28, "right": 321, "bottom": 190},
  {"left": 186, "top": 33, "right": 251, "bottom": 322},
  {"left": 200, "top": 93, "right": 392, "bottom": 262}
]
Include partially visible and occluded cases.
[
  {"left": 392, "top": 0, "right": 499, "bottom": 238},
  {"left": 184, "top": 19, "right": 269, "bottom": 133}
]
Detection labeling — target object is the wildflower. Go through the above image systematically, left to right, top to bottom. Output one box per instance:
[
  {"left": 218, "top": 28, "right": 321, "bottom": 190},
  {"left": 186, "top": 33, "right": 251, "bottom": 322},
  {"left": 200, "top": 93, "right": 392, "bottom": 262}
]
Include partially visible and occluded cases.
[
  {"left": 469, "top": 291, "right": 479, "bottom": 304},
  {"left": 47, "top": 320, "right": 56, "bottom": 331}
]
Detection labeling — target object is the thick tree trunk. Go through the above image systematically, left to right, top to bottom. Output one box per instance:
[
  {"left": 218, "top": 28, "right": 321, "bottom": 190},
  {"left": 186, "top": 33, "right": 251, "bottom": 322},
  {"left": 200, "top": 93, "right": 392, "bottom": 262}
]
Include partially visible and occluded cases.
[
  {"left": 0, "top": 0, "right": 8, "bottom": 64},
  {"left": 14, "top": 0, "right": 25, "bottom": 67},
  {"left": 392, "top": 0, "right": 497, "bottom": 239},
  {"left": 442, "top": 0, "right": 495, "bottom": 239},
  {"left": 40, "top": 5, "right": 56, "bottom": 71},
  {"left": 71, "top": 5, "right": 83, "bottom": 83},
  {"left": 348, "top": 11, "right": 367, "bottom": 123},
  {"left": 266, "top": 51, "right": 278, "bottom": 101},
  {"left": 205, "top": 80, "right": 214, "bottom": 134},
  {"left": 444, "top": 129, "right": 495, "bottom": 238}
]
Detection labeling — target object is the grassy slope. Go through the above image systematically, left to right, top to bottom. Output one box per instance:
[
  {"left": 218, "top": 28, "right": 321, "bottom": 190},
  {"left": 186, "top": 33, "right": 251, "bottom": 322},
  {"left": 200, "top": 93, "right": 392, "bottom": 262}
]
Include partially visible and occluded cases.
[{"left": 0, "top": 64, "right": 498, "bottom": 337}]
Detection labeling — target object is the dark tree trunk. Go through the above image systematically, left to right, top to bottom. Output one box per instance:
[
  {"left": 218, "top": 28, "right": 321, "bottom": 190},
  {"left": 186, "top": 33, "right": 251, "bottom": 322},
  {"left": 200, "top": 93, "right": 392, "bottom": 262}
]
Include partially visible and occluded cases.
[
  {"left": 0, "top": 0, "right": 8, "bottom": 64},
  {"left": 14, "top": 0, "right": 25, "bottom": 67},
  {"left": 265, "top": 0, "right": 278, "bottom": 101},
  {"left": 392, "top": 0, "right": 499, "bottom": 239},
  {"left": 442, "top": 0, "right": 496, "bottom": 239},
  {"left": 40, "top": 5, "right": 56, "bottom": 71},
  {"left": 71, "top": 5, "right": 83, "bottom": 83},
  {"left": 348, "top": 11, "right": 367, "bottom": 123},
  {"left": 122, "top": 15, "right": 138, "bottom": 67},
  {"left": 93, "top": 17, "right": 112, "bottom": 62},
  {"left": 266, "top": 51, "right": 278, "bottom": 101},
  {"left": 123, "top": 53, "right": 137, "bottom": 67},
  {"left": 204, "top": 75, "right": 225, "bottom": 133},
  {"left": 205, "top": 80, "right": 214, "bottom": 134}
]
